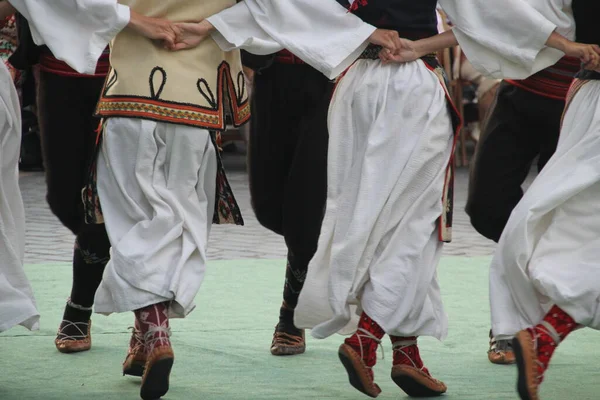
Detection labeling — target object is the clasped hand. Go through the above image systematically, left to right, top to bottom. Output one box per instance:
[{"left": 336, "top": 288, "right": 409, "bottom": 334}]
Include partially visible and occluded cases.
[
  {"left": 132, "top": 13, "right": 215, "bottom": 51},
  {"left": 134, "top": 15, "right": 600, "bottom": 72}
]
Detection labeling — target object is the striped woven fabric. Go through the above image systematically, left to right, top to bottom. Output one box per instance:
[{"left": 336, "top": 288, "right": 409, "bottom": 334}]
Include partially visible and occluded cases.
[
  {"left": 39, "top": 47, "right": 110, "bottom": 77},
  {"left": 505, "top": 56, "right": 580, "bottom": 100}
]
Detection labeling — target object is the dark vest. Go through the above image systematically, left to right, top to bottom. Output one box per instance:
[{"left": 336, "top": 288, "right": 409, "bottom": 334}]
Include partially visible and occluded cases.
[
  {"left": 337, "top": 0, "right": 438, "bottom": 40},
  {"left": 572, "top": 0, "right": 600, "bottom": 80},
  {"left": 573, "top": 0, "right": 600, "bottom": 46}
]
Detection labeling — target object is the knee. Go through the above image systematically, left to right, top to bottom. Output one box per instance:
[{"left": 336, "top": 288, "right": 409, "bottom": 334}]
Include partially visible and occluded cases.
[
  {"left": 46, "top": 192, "right": 82, "bottom": 234},
  {"left": 252, "top": 200, "right": 283, "bottom": 235},
  {"left": 465, "top": 203, "right": 503, "bottom": 243},
  {"left": 77, "top": 224, "right": 111, "bottom": 257}
]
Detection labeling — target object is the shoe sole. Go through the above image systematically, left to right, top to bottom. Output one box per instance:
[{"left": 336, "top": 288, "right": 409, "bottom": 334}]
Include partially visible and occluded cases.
[
  {"left": 513, "top": 332, "right": 538, "bottom": 400},
  {"left": 55, "top": 343, "right": 91, "bottom": 354},
  {"left": 338, "top": 344, "right": 381, "bottom": 398},
  {"left": 270, "top": 345, "right": 306, "bottom": 356},
  {"left": 488, "top": 351, "right": 517, "bottom": 365},
  {"left": 140, "top": 357, "right": 174, "bottom": 400},
  {"left": 123, "top": 361, "right": 145, "bottom": 377},
  {"left": 391, "top": 365, "right": 447, "bottom": 398}
]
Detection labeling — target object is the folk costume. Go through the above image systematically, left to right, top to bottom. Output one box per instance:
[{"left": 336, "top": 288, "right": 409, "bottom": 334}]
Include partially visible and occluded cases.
[
  {"left": 205, "top": 0, "right": 565, "bottom": 397},
  {"left": 465, "top": 0, "right": 579, "bottom": 366},
  {"left": 10, "top": 1, "right": 247, "bottom": 398},
  {"left": 488, "top": 1, "right": 600, "bottom": 399},
  {"left": 10, "top": 18, "right": 114, "bottom": 354},
  {"left": 42, "top": 49, "right": 113, "bottom": 355},
  {"left": 245, "top": 50, "right": 331, "bottom": 356},
  {"left": 0, "top": 59, "right": 38, "bottom": 333}
]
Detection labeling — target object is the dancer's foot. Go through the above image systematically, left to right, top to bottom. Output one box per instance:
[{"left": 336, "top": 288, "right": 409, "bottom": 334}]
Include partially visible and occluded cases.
[
  {"left": 55, "top": 301, "right": 92, "bottom": 353},
  {"left": 137, "top": 303, "right": 174, "bottom": 400},
  {"left": 270, "top": 303, "right": 305, "bottom": 356},
  {"left": 513, "top": 306, "right": 577, "bottom": 400},
  {"left": 338, "top": 313, "right": 384, "bottom": 398},
  {"left": 123, "top": 321, "right": 147, "bottom": 377},
  {"left": 513, "top": 329, "right": 542, "bottom": 400},
  {"left": 488, "top": 330, "right": 516, "bottom": 365},
  {"left": 390, "top": 337, "right": 447, "bottom": 397}
]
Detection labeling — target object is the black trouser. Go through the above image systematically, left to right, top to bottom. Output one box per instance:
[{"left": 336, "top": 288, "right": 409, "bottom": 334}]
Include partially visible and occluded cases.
[
  {"left": 249, "top": 63, "right": 331, "bottom": 309},
  {"left": 38, "top": 71, "right": 110, "bottom": 308},
  {"left": 466, "top": 81, "right": 565, "bottom": 242}
]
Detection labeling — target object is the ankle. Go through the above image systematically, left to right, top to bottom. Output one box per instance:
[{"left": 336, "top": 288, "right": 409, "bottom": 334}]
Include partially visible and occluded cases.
[
  {"left": 63, "top": 300, "right": 93, "bottom": 323},
  {"left": 281, "top": 301, "right": 294, "bottom": 311},
  {"left": 135, "top": 302, "right": 170, "bottom": 334},
  {"left": 541, "top": 305, "right": 577, "bottom": 342},
  {"left": 357, "top": 312, "right": 385, "bottom": 339},
  {"left": 344, "top": 313, "right": 385, "bottom": 368},
  {"left": 391, "top": 336, "right": 424, "bottom": 368}
]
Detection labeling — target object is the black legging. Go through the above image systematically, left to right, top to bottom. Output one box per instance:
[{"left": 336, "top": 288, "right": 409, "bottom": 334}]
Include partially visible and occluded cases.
[
  {"left": 248, "top": 62, "right": 331, "bottom": 308},
  {"left": 38, "top": 70, "right": 110, "bottom": 308},
  {"left": 466, "top": 81, "right": 565, "bottom": 242}
]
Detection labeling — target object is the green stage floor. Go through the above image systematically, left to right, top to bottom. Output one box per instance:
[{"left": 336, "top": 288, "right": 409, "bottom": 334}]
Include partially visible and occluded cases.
[{"left": 1, "top": 257, "right": 598, "bottom": 400}]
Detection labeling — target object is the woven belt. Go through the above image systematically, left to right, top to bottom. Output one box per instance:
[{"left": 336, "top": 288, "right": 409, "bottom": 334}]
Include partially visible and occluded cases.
[
  {"left": 358, "top": 44, "right": 436, "bottom": 61},
  {"left": 39, "top": 48, "right": 110, "bottom": 77},
  {"left": 274, "top": 50, "right": 306, "bottom": 65}
]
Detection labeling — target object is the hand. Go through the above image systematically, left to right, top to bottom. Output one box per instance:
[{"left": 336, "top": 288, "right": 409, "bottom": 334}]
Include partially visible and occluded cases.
[
  {"left": 128, "top": 11, "right": 178, "bottom": 48},
  {"left": 170, "top": 20, "right": 215, "bottom": 51},
  {"left": 368, "top": 29, "right": 402, "bottom": 53},
  {"left": 378, "top": 38, "right": 421, "bottom": 64},
  {"left": 563, "top": 42, "right": 600, "bottom": 71}
]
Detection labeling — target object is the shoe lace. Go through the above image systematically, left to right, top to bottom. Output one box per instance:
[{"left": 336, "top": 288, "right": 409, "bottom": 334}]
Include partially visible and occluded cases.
[
  {"left": 56, "top": 320, "right": 89, "bottom": 341},
  {"left": 531, "top": 321, "right": 561, "bottom": 383},
  {"left": 127, "top": 326, "right": 145, "bottom": 354},
  {"left": 144, "top": 326, "right": 172, "bottom": 354},
  {"left": 355, "top": 328, "right": 384, "bottom": 367},
  {"left": 273, "top": 330, "right": 304, "bottom": 346},
  {"left": 489, "top": 336, "right": 513, "bottom": 353},
  {"left": 391, "top": 339, "right": 421, "bottom": 370}
]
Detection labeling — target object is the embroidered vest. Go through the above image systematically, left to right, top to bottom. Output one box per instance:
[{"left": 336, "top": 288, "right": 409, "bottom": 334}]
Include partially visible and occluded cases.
[{"left": 95, "top": 0, "right": 250, "bottom": 130}]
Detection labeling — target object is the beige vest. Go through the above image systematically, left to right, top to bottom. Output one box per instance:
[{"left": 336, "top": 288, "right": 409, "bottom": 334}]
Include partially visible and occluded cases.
[{"left": 96, "top": 0, "right": 250, "bottom": 130}]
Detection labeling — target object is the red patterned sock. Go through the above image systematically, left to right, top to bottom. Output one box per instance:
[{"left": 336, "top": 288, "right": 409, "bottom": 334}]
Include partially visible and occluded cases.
[
  {"left": 134, "top": 302, "right": 171, "bottom": 353},
  {"left": 532, "top": 305, "right": 577, "bottom": 380},
  {"left": 344, "top": 312, "right": 385, "bottom": 369},
  {"left": 128, "top": 317, "right": 145, "bottom": 354},
  {"left": 390, "top": 336, "right": 432, "bottom": 375}
]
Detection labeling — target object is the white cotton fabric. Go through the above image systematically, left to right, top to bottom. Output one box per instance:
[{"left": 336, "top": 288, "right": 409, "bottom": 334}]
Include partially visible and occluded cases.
[
  {"left": 9, "top": 0, "right": 129, "bottom": 74},
  {"left": 206, "top": 0, "right": 570, "bottom": 340},
  {"left": 208, "top": 0, "right": 376, "bottom": 80},
  {"left": 439, "top": 0, "right": 563, "bottom": 79},
  {"left": 295, "top": 59, "right": 453, "bottom": 339},
  {"left": 0, "top": 62, "right": 39, "bottom": 332},
  {"left": 491, "top": 81, "right": 600, "bottom": 336},
  {"left": 95, "top": 118, "right": 217, "bottom": 318}
]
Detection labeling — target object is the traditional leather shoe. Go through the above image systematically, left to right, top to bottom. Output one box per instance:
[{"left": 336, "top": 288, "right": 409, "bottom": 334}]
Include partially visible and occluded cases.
[
  {"left": 270, "top": 306, "right": 305, "bottom": 356},
  {"left": 55, "top": 320, "right": 92, "bottom": 353},
  {"left": 123, "top": 327, "right": 147, "bottom": 377},
  {"left": 140, "top": 327, "right": 174, "bottom": 400},
  {"left": 338, "top": 327, "right": 383, "bottom": 398},
  {"left": 513, "top": 329, "right": 541, "bottom": 400},
  {"left": 488, "top": 330, "right": 516, "bottom": 365},
  {"left": 390, "top": 338, "right": 447, "bottom": 397}
]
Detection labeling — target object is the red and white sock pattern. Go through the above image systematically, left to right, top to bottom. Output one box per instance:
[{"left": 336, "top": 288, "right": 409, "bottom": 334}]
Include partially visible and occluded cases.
[
  {"left": 134, "top": 302, "right": 171, "bottom": 354},
  {"left": 530, "top": 305, "right": 577, "bottom": 382},
  {"left": 344, "top": 312, "right": 385, "bottom": 372},
  {"left": 128, "top": 317, "right": 145, "bottom": 354},
  {"left": 390, "top": 336, "right": 433, "bottom": 376}
]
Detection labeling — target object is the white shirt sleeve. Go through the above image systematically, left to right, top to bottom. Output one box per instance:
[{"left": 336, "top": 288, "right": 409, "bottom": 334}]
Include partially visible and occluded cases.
[
  {"left": 9, "top": 0, "right": 130, "bottom": 74},
  {"left": 207, "top": 0, "right": 376, "bottom": 79},
  {"left": 439, "top": 0, "right": 563, "bottom": 79}
]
